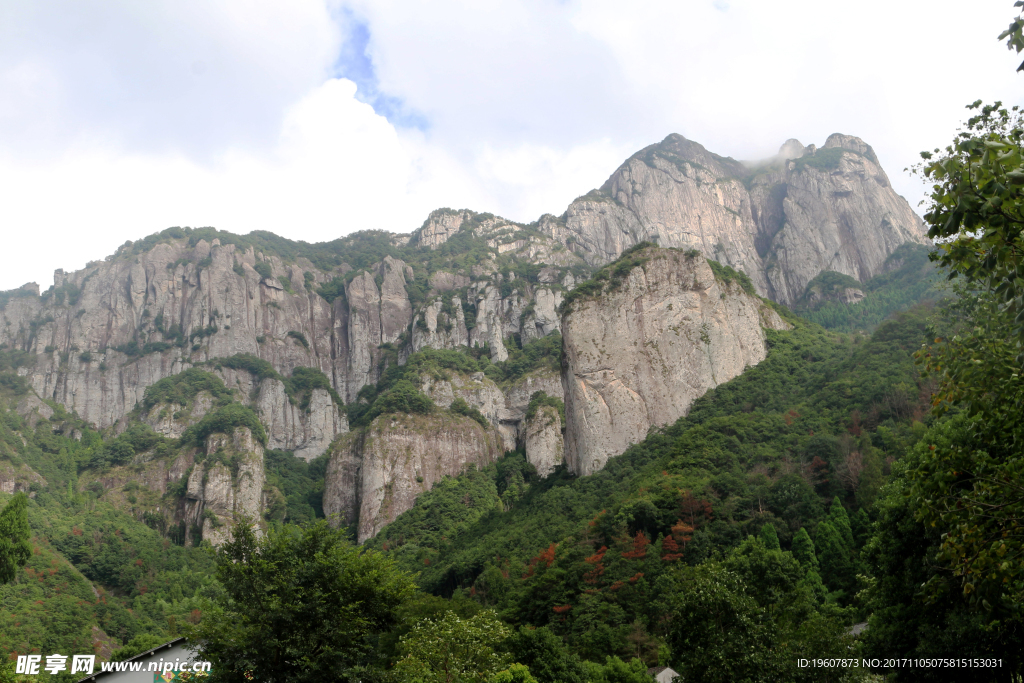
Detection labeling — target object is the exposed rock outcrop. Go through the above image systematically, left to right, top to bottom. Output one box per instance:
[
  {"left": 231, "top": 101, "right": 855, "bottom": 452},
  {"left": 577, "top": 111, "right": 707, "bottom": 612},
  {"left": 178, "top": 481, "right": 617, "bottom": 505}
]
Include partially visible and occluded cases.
[
  {"left": 543, "top": 133, "right": 929, "bottom": 305},
  {"left": 759, "top": 134, "right": 927, "bottom": 303},
  {"left": 0, "top": 235, "right": 573, "bottom": 442},
  {"left": 561, "top": 248, "right": 790, "bottom": 475},
  {"left": 411, "top": 296, "right": 470, "bottom": 352},
  {"left": 420, "top": 372, "right": 516, "bottom": 452},
  {"left": 255, "top": 381, "right": 348, "bottom": 460},
  {"left": 144, "top": 391, "right": 215, "bottom": 438},
  {"left": 524, "top": 404, "right": 563, "bottom": 477},
  {"left": 323, "top": 412, "right": 502, "bottom": 542},
  {"left": 184, "top": 427, "right": 265, "bottom": 546},
  {"left": 0, "top": 460, "right": 46, "bottom": 495}
]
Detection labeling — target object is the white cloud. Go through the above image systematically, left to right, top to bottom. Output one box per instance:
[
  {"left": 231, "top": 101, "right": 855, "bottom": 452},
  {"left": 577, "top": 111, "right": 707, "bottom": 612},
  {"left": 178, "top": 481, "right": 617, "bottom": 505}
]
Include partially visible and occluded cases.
[
  {"left": 1, "top": 0, "right": 1022, "bottom": 290},
  {"left": 0, "top": 79, "right": 418, "bottom": 288}
]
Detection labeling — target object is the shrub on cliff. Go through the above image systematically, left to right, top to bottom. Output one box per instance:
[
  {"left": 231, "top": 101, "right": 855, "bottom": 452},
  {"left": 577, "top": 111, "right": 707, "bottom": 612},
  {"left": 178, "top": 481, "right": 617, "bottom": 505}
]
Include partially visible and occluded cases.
[
  {"left": 141, "top": 368, "right": 234, "bottom": 412},
  {"left": 180, "top": 404, "right": 267, "bottom": 447}
]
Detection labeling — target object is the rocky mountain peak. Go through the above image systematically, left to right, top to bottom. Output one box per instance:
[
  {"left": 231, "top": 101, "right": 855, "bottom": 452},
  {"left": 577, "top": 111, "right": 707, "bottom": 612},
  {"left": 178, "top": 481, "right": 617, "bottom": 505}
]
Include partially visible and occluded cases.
[
  {"left": 822, "top": 132, "right": 879, "bottom": 164},
  {"left": 777, "top": 138, "right": 809, "bottom": 160}
]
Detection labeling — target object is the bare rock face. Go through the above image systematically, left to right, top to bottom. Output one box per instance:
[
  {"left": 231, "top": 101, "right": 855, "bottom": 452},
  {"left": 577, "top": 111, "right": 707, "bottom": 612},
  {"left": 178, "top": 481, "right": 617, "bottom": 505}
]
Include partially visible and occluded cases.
[
  {"left": 547, "top": 133, "right": 929, "bottom": 305},
  {"left": 761, "top": 134, "right": 928, "bottom": 303},
  {"left": 554, "top": 135, "right": 770, "bottom": 294},
  {"left": 412, "top": 209, "right": 472, "bottom": 249},
  {"left": 561, "top": 248, "right": 789, "bottom": 475},
  {"left": 468, "top": 285, "right": 512, "bottom": 361},
  {"left": 521, "top": 288, "right": 562, "bottom": 342},
  {"left": 411, "top": 296, "right": 470, "bottom": 352},
  {"left": 420, "top": 371, "right": 516, "bottom": 452},
  {"left": 255, "top": 380, "right": 347, "bottom": 460},
  {"left": 144, "top": 390, "right": 215, "bottom": 438},
  {"left": 15, "top": 393, "right": 54, "bottom": 428},
  {"left": 524, "top": 404, "right": 563, "bottom": 477},
  {"left": 323, "top": 412, "right": 502, "bottom": 542},
  {"left": 184, "top": 427, "right": 265, "bottom": 546},
  {"left": 0, "top": 460, "right": 46, "bottom": 494}
]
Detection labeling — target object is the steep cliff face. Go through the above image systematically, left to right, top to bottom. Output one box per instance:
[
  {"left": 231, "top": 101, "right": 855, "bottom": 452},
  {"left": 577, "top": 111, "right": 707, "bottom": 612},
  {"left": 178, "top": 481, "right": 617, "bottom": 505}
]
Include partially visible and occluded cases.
[
  {"left": 543, "top": 133, "right": 928, "bottom": 305},
  {"left": 759, "top": 134, "right": 929, "bottom": 303},
  {"left": 552, "top": 137, "right": 770, "bottom": 295},
  {"left": 0, "top": 229, "right": 578, "bottom": 437},
  {"left": 0, "top": 239, "right": 342, "bottom": 428},
  {"left": 560, "top": 248, "right": 789, "bottom": 475},
  {"left": 419, "top": 371, "right": 516, "bottom": 451},
  {"left": 255, "top": 382, "right": 348, "bottom": 461},
  {"left": 144, "top": 391, "right": 216, "bottom": 438},
  {"left": 524, "top": 404, "right": 563, "bottom": 477},
  {"left": 323, "top": 412, "right": 502, "bottom": 542},
  {"left": 184, "top": 427, "right": 265, "bottom": 546},
  {"left": 0, "top": 460, "right": 45, "bottom": 495}
]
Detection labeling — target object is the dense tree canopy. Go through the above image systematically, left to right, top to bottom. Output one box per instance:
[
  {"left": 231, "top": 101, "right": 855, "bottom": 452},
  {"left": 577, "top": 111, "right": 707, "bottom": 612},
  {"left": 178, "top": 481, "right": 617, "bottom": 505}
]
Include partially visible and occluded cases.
[
  {"left": 0, "top": 493, "right": 30, "bottom": 584},
  {"left": 188, "top": 521, "right": 417, "bottom": 682}
]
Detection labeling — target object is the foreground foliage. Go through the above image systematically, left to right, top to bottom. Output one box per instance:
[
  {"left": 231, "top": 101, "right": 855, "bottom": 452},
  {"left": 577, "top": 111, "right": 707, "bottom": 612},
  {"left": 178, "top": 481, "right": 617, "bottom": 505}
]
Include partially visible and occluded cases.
[{"left": 189, "top": 522, "right": 417, "bottom": 682}]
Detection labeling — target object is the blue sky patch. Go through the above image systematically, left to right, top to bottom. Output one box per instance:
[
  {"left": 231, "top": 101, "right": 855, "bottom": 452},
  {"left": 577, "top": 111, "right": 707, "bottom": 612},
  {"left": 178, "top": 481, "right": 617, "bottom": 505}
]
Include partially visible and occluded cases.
[{"left": 332, "top": 11, "right": 429, "bottom": 131}]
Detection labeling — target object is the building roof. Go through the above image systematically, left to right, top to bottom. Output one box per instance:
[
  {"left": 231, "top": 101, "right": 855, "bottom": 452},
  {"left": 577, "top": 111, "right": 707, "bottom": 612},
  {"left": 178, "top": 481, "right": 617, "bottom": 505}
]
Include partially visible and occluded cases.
[{"left": 77, "top": 637, "right": 187, "bottom": 682}]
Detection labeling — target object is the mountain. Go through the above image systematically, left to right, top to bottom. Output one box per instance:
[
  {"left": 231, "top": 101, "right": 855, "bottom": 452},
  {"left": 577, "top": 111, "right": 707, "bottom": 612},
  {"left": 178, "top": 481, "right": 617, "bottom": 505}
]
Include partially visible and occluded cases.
[
  {"left": 0, "top": 132, "right": 938, "bottom": 661},
  {"left": 0, "top": 132, "right": 931, "bottom": 544},
  {"left": 537, "top": 133, "right": 929, "bottom": 303},
  {"left": 559, "top": 246, "right": 789, "bottom": 475}
]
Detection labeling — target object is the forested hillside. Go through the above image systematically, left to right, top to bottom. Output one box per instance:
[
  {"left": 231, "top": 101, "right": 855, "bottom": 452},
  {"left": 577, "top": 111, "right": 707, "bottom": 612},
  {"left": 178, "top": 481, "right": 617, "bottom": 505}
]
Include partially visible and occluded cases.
[{"left": 364, "top": 309, "right": 940, "bottom": 677}]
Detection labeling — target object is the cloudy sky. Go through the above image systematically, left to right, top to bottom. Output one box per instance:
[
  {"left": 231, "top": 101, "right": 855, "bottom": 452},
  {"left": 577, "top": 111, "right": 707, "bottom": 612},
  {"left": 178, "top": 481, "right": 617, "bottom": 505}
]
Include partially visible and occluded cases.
[{"left": 0, "top": 1, "right": 1020, "bottom": 290}]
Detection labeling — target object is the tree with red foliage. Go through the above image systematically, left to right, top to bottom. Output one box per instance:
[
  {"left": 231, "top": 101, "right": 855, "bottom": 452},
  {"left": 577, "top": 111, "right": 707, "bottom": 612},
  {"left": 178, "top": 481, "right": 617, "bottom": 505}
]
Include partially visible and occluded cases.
[
  {"left": 678, "top": 491, "right": 713, "bottom": 530},
  {"left": 671, "top": 520, "right": 694, "bottom": 544},
  {"left": 621, "top": 531, "right": 650, "bottom": 560},
  {"left": 661, "top": 535, "right": 683, "bottom": 561},
  {"left": 522, "top": 543, "right": 558, "bottom": 578},
  {"left": 583, "top": 546, "right": 607, "bottom": 584}
]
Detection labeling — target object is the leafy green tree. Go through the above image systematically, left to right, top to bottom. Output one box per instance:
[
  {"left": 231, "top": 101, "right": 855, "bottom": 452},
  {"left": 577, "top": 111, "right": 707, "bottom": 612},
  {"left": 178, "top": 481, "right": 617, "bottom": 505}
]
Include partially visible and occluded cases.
[
  {"left": 999, "top": 2, "right": 1024, "bottom": 70},
  {"left": 909, "top": 90, "right": 1024, "bottom": 624},
  {"left": 917, "top": 101, "right": 1024, "bottom": 339},
  {"left": 909, "top": 286, "right": 1024, "bottom": 622},
  {"left": 864, "top": 446, "right": 1024, "bottom": 678},
  {"left": 0, "top": 492, "right": 30, "bottom": 584},
  {"left": 825, "top": 498, "right": 854, "bottom": 551},
  {"left": 187, "top": 520, "right": 415, "bottom": 682},
  {"left": 815, "top": 522, "right": 853, "bottom": 595},
  {"left": 758, "top": 523, "right": 780, "bottom": 550},
  {"left": 791, "top": 527, "right": 818, "bottom": 571},
  {"left": 724, "top": 538, "right": 805, "bottom": 612},
  {"left": 666, "top": 562, "right": 777, "bottom": 683},
  {"left": 395, "top": 610, "right": 512, "bottom": 683},
  {"left": 502, "top": 626, "right": 587, "bottom": 683},
  {"left": 111, "top": 633, "right": 167, "bottom": 661},
  {"left": 582, "top": 657, "right": 651, "bottom": 683},
  {"left": 0, "top": 660, "right": 15, "bottom": 683},
  {"left": 490, "top": 664, "right": 537, "bottom": 683}
]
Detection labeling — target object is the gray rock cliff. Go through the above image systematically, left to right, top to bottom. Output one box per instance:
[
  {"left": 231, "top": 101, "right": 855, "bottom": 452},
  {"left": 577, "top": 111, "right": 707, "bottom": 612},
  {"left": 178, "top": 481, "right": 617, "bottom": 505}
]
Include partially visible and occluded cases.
[
  {"left": 0, "top": 129, "right": 929, "bottom": 543},
  {"left": 540, "top": 133, "right": 929, "bottom": 305},
  {"left": 560, "top": 248, "right": 790, "bottom": 475},
  {"left": 524, "top": 404, "right": 563, "bottom": 477},
  {"left": 323, "top": 412, "right": 502, "bottom": 542},
  {"left": 184, "top": 427, "right": 265, "bottom": 546}
]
